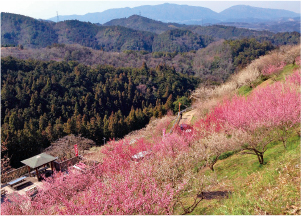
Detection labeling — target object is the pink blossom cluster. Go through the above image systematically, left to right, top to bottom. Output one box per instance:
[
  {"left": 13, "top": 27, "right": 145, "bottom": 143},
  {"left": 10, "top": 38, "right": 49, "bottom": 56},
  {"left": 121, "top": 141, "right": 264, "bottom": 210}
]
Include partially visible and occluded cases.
[
  {"left": 295, "top": 56, "right": 300, "bottom": 66},
  {"left": 262, "top": 62, "right": 286, "bottom": 76},
  {"left": 286, "top": 69, "right": 301, "bottom": 86},
  {"left": 201, "top": 76, "right": 300, "bottom": 132},
  {"left": 2, "top": 131, "right": 195, "bottom": 215}
]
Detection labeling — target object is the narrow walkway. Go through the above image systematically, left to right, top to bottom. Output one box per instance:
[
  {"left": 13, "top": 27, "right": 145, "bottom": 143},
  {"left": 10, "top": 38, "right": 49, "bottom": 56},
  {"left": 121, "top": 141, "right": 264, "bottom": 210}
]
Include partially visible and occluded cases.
[{"left": 178, "top": 109, "right": 197, "bottom": 125}]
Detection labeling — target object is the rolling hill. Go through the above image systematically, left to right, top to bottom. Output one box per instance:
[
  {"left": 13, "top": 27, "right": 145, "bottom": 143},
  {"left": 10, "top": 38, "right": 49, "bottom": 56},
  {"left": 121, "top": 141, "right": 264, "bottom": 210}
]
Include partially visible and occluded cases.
[
  {"left": 1, "top": 12, "right": 58, "bottom": 48},
  {"left": 2, "top": 12, "right": 300, "bottom": 53},
  {"left": 1, "top": 13, "right": 157, "bottom": 51},
  {"left": 2, "top": 13, "right": 210, "bottom": 52},
  {"left": 103, "top": 15, "right": 275, "bottom": 39},
  {"left": 104, "top": 15, "right": 184, "bottom": 34},
  {"left": 151, "top": 29, "right": 212, "bottom": 52}
]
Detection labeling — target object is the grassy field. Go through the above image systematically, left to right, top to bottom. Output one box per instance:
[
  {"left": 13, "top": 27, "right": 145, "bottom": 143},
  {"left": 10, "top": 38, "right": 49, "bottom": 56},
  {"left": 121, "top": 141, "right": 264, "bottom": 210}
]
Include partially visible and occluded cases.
[
  {"left": 238, "top": 63, "right": 299, "bottom": 96},
  {"left": 274, "top": 64, "right": 300, "bottom": 82},
  {"left": 176, "top": 133, "right": 300, "bottom": 215}
]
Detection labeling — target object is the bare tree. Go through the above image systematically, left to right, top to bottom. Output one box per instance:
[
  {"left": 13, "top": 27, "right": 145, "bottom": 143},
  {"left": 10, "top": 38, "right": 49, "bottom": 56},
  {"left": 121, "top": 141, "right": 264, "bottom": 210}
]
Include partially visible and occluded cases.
[
  {"left": 239, "top": 126, "right": 277, "bottom": 165},
  {"left": 44, "top": 134, "right": 96, "bottom": 161}
]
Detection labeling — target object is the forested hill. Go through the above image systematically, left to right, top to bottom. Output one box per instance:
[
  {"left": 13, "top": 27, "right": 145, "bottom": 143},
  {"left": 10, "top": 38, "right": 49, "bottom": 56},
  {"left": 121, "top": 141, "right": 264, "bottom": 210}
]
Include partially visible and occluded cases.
[
  {"left": 2, "top": 12, "right": 294, "bottom": 52},
  {"left": 1, "top": 13, "right": 211, "bottom": 52},
  {"left": 1, "top": 13, "right": 156, "bottom": 52},
  {"left": 1, "top": 13, "right": 58, "bottom": 47},
  {"left": 103, "top": 15, "right": 185, "bottom": 34},
  {"left": 104, "top": 15, "right": 275, "bottom": 39},
  {"left": 54, "top": 20, "right": 156, "bottom": 51},
  {"left": 186, "top": 25, "right": 274, "bottom": 40},
  {"left": 1, "top": 57, "right": 198, "bottom": 167}
]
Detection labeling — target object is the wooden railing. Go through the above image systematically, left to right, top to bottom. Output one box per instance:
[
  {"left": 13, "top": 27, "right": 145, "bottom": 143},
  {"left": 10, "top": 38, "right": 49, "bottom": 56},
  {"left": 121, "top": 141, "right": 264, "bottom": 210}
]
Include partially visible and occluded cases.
[
  {"left": 1, "top": 156, "right": 86, "bottom": 183},
  {"left": 53, "top": 156, "right": 81, "bottom": 171},
  {"left": 1, "top": 166, "right": 29, "bottom": 183}
]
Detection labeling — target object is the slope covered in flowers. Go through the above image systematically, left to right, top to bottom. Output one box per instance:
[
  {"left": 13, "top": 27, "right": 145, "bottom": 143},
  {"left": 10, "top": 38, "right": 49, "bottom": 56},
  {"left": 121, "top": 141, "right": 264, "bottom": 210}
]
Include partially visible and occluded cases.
[{"left": 1, "top": 45, "right": 300, "bottom": 215}]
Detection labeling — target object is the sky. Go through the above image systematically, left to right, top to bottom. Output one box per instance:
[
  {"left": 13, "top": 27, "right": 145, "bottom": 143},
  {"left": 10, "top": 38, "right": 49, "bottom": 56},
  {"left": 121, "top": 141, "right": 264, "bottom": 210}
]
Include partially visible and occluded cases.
[{"left": 1, "top": 0, "right": 300, "bottom": 20}]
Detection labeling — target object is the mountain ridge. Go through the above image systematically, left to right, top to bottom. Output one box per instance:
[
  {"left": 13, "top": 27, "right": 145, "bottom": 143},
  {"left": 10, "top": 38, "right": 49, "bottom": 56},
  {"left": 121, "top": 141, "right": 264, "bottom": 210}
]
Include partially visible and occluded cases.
[
  {"left": 47, "top": 3, "right": 300, "bottom": 25},
  {"left": 220, "top": 5, "right": 301, "bottom": 22},
  {"left": 2, "top": 12, "right": 300, "bottom": 52},
  {"left": 2, "top": 12, "right": 278, "bottom": 52}
]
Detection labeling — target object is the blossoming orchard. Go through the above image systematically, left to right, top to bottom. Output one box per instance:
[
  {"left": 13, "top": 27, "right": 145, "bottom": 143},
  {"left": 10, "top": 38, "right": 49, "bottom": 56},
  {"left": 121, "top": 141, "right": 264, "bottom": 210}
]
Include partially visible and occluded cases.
[{"left": 1, "top": 65, "right": 300, "bottom": 214}]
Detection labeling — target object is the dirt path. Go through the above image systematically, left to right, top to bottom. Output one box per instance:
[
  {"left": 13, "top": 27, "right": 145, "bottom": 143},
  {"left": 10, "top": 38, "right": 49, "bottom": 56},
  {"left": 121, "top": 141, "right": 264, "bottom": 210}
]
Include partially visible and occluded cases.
[{"left": 179, "top": 109, "right": 198, "bottom": 125}]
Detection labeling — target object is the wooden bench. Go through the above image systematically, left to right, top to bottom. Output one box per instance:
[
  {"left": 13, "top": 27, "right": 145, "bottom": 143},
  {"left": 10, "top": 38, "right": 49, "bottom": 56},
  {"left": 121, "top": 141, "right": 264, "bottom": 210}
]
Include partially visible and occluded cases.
[
  {"left": 8, "top": 176, "right": 27, "bottom": 187},
  {"left": 12, "top": 179, "right": 31, "bottom": 190},
  {"left": 25, "top": 185, "right": 38, "bottom": 197}
]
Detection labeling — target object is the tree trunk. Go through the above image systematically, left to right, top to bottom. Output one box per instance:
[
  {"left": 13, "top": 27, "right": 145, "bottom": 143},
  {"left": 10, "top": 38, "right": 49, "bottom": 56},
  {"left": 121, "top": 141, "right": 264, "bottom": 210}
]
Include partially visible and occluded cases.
[
  {"left": 282, "top": 139, "right": 287, "bottom": 149},
  {"left": 256, "top": 152, "right": 264, "bottom": 164},
  {"left": 208, "top": 154, "right": 220, "bottom": 171}
]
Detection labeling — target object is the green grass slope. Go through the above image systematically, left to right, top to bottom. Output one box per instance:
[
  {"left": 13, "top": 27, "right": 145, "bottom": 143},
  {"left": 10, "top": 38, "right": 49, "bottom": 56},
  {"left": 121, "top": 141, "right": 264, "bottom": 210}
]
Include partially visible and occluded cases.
[{"left": 182, "top": 135, "right": 300, "bottom": 215}]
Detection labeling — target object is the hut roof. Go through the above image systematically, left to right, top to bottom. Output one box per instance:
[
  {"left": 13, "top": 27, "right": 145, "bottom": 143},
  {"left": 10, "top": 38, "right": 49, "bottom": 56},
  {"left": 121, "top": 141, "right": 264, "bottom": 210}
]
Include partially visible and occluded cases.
[{"left": 21, "top": 153, "right": 57, "bottom": 169}]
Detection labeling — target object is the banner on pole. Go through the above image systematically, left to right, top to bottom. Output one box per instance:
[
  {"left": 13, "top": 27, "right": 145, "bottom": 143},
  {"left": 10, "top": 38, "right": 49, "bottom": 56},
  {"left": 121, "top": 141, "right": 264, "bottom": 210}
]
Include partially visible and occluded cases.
[{"left": 74, "top": 144, "right": 78, "bottom": 156}]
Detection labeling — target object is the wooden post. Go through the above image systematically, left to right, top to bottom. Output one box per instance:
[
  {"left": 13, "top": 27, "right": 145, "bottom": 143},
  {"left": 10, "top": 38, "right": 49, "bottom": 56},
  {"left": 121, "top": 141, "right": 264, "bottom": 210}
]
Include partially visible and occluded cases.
[
  {"left": 179, "top": 102, "right": 181, "bottom": 113},
  {"left": 50, "top": 161, "right": 54, "bottom": 172},
  {"left": 27, "top": 166, "right": 31, "bottom": 177},
  {"left": 35, "top": 168, "right": 39, "bottom": 181}
]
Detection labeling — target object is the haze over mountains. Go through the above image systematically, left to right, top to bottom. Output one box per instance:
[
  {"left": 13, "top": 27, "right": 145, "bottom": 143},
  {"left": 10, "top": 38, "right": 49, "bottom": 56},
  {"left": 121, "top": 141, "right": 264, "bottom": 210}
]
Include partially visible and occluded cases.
[{"left": 48, "top": 3, "right": 300, "bottom": 26}]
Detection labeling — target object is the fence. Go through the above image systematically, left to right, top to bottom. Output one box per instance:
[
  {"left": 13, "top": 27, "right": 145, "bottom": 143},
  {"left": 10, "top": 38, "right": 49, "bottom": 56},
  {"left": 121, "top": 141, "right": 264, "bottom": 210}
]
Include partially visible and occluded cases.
[
  {"left": 2, "top": 156, "right": 84, "bottom": 183},
  {"left": 53, "top": 156, "right": 81, "bottom": 172},
  {"left": 1, "top": 166, "right": 29, "bottom": 183}
]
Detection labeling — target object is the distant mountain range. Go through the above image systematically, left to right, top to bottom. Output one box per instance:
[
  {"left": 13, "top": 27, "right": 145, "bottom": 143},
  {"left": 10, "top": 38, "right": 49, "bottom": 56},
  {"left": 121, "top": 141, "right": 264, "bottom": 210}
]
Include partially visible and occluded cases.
[{"left": 48, "top": 3, "right": 300, "bottom": 26}]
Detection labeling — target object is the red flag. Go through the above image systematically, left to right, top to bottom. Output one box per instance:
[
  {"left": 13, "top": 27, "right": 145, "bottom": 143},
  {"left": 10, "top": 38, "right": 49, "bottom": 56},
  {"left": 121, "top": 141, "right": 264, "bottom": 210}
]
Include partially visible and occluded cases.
[{"left": 74, "top": 144, "right": 78, "bottom": 156}]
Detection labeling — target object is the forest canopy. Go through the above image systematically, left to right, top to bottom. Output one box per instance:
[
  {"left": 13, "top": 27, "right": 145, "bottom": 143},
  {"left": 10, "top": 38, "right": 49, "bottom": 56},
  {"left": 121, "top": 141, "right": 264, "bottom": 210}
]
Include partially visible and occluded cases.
[{"left": 1, "top": 57, "right": 198, "bottom": 167}]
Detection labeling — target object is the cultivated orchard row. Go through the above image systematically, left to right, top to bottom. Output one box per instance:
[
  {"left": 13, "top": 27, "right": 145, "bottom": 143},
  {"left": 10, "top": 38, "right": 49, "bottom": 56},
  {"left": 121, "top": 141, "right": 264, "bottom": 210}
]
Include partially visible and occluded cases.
[{"left": 2, "top": 63, "right": 300, "bottom": 214}]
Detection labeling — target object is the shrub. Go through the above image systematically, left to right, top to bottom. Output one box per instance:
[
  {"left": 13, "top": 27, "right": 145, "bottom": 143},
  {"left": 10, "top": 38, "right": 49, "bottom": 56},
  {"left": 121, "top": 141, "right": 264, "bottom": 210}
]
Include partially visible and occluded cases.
[{"left": 173, "top": 96, "right": 191, "bottom": 113}]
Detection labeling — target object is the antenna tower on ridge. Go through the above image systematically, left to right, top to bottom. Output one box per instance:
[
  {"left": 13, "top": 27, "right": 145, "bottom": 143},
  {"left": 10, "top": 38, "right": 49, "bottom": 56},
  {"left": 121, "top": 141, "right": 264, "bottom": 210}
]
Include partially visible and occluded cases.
[{"left": 57, "top": 11, "right": 59, "bottom": 23}]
